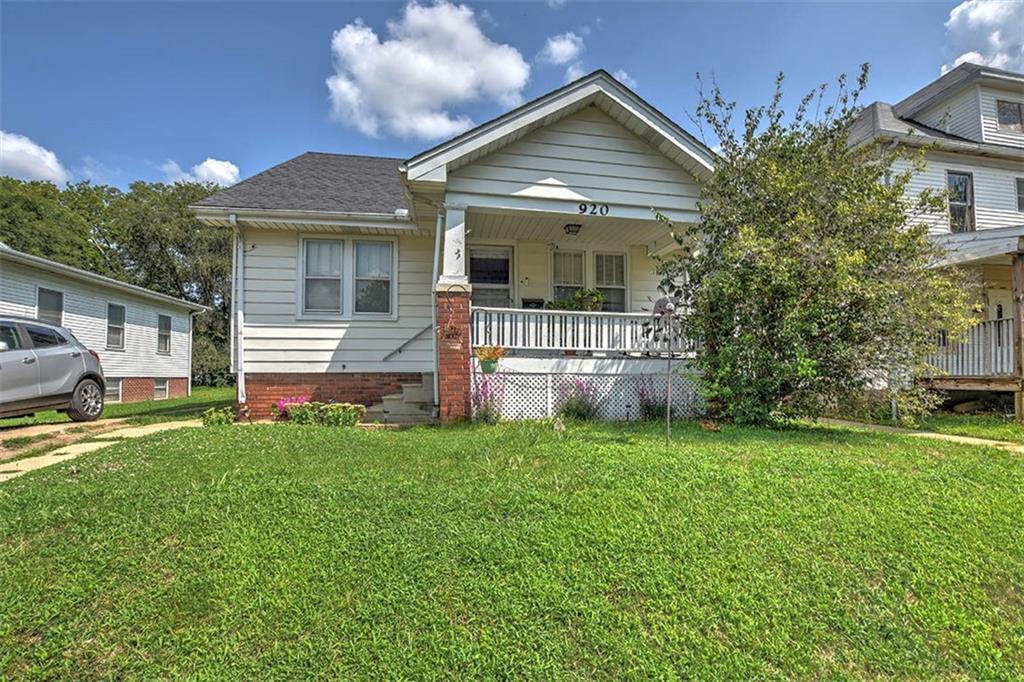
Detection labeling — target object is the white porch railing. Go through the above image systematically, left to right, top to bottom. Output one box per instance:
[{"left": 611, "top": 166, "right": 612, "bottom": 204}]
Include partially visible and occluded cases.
[
  {"left": 470, "top": 306, "right": 691, "bottom": 354},
  {"left": 926, "top": 318, "right": 1016, "bottom": 377}
]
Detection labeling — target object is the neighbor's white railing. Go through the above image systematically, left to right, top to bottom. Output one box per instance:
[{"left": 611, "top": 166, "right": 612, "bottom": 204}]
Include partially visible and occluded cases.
[
  {"left": 470, "top": 306, "right": 691, "bottom": 354},
  {"left": 926, "top": 318, "right": 1015, "bottom": 377}
]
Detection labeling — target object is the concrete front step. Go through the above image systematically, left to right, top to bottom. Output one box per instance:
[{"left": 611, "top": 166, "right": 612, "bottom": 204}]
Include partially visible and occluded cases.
[{"left": 362, "top": 373, "right": 436, "bottom": 425}]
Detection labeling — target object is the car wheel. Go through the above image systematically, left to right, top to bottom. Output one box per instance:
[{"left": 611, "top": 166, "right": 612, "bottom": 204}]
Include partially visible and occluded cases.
[{"left": 68, "top": 379, "right": 104, "bottom": 422}]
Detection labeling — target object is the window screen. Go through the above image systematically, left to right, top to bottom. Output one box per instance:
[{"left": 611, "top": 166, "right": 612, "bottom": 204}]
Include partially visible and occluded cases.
[
  {"left": 304, "top": 240, "right": 343, "bottom": 314},
  {"left": 354, "top": 241, "right": 393, "bottom": 314},
  {"left": 552, "top": 251, "right": 584, "bottom": 303},
  {"left": 37, "top": 288, "right": 63, "bottom": 326},
  {"left": 107, "top": 304, "right": 126, "bottom": 349}
]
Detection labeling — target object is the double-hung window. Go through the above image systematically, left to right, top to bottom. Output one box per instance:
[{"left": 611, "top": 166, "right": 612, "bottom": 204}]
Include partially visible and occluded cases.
[
  {"left": 996, "top": 100, "right": 1024, "bottom": 133},
  {"left": 947, "top": 171, "right": 975, "bottom": 233},
  {"left": 1016, "top": 178, "right": 1024, "bottom": 213},
  {"left": 303, "top": 239, "right": 344, "bottom": 315},
  {"left": 354, "top": 241, "right": 393, "bottom": 314},
  {"left": 469, "top": 247, "right": 513, "bottom": 308},
  {"left": 552, "top": 250, "right": 585, "bottom": 303},
  {"left": 594, "top": 253, "right": 626, "bottom": 312},
  {"left": 37, "top": 288, "right": 63, "bottom": 326},
  {"left": 107, "top": 303, "right": 126, "bottom": 349},
  {"left": 157, "top": 314, "right": 171, "bottom": 354},
  {"left": 104, "top": 378, "right": 122, "bottom": 403},
  {"left": 154, "top": 378, "right": 169, "bottom": 400}
]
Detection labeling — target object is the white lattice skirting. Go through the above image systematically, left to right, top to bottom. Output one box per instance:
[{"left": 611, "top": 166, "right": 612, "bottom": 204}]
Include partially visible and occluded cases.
[{"left": 471, "top": 370, "right": 702, "bottom": 421}]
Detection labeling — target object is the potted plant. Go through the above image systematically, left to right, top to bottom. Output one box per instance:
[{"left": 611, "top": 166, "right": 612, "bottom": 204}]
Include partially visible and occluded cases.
[
  {"left": 437, "top": 322, "right": 463, "bottom": 350},
  {"left": 474, "top": 345, "right": 505, "bottom": 374}
]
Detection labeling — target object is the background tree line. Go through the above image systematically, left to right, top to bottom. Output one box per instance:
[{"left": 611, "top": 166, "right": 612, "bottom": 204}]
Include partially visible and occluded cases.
[{"left": 0, "top": 178, "right": 233, "bottom": 386}]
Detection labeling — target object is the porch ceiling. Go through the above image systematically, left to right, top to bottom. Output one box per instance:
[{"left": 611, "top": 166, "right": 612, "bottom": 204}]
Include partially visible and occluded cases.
[{"left": 467, "top": 208, "right": 676, "bottom": 247}]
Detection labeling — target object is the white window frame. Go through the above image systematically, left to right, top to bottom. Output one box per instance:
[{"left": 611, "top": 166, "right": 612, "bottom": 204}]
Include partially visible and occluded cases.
[
  {"left": 996, "top": 99, "right": 1024, "bottom": 134},
  {"left": 946, "top": 170, "right": 975, "bottom": 233},
  {"left": 1016, "top": 178, "right": 1024, "bottom": 213},
  {"left": 297, "top": 235, "right": 399, "bottom": 321},
  {"left": 353, "top": 240, "right": 396, "bottom": 317},
  {"left": 468, "top": 244, "right": 516, "bottom": 308},
  {"left": 551, "top": 249, "right": 586, "bottom": 304},
  {"left": 593, "top": 251, "right": 628, "bottom": 312},
  {"left": 36, "top": 286, "right": 63, "bottom": 326},
  {"left": 106, "top": 302, "right": 126, "bottom": 350},
  {"left": 157, "top": 314, "right": 172, "bottom": 355},
  {"left": 104, "top": 378, "right": 123, "bottom": 403},
  {"left": 153, "top": 378, "right": 169, "bottom": 400}
]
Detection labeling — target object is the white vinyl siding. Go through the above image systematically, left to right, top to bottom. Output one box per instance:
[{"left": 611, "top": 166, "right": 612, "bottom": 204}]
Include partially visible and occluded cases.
[
  {"left": 915, "top": 86, "right": 983, "bottom": 141},
  {"left": 980, "top": 87, "right": 1024, "bottom": 148},
  {"left": 447, "top": 107, "right": 701, "bottom": 223},
  {"left": 894, "top": 151, "right": 1024, "bottom": 233},
  {"left": 239, "top": 229, "right": 432, "bottom": 374},
  {"left": 0, "top": 259, "right": 192, "bottom": 378}
]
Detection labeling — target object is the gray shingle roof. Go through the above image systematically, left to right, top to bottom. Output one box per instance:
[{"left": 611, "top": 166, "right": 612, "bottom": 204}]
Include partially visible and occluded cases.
[
  {"left": 894, "top": 62, "right": 1023, "bottom": 118},
  {"left": 194, "top": 152, "right": 408, "bottom": 215}
]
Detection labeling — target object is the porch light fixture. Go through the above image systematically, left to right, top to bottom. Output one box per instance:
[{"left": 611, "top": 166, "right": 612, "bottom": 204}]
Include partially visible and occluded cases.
[{"left": 563, "top": 223, "right": 582, "bottom": 236}]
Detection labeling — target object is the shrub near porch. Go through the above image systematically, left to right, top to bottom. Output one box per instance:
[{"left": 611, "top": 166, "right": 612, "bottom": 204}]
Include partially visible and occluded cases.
[{"left": 1, "top": 421, "right": 1021, "bottom": 678}]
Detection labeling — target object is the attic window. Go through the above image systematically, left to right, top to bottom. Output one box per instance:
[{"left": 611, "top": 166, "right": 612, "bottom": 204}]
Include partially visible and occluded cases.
[{"left": 996, "top": 100, "right": 1024, "bottom": 133}]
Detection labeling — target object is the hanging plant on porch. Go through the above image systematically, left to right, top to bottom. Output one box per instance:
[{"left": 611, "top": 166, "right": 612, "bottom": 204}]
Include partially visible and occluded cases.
[{"left": 474, "top": 345, "right": 506, "bottom": 373}]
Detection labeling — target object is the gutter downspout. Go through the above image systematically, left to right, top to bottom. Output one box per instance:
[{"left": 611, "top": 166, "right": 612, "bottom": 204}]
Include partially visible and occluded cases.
[
  {"left": 430, "top": 207, "right": 444, "bottom": 416},
  {"left": 231, "top": 214, "right": 246, "bottom": 404},
  {"left": 187, "top": 310, "right": 197, "bottom": 397}
]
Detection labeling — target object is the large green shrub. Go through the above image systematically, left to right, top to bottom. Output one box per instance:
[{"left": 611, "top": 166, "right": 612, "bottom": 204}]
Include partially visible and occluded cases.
[{"left": 655, "top": 65, "right": 975, "bottom": 426}]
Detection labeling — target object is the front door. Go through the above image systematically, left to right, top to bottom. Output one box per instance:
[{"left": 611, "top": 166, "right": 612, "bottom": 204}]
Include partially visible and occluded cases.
[
  {"left": 469, "top": 247, "right": 513, "bottom": 308},
  {"left": 987, "top": 288, "right": 1013, "bottom": 320},
  {"left": 0, "top": 322, "right": 40, "bottom": 403}
]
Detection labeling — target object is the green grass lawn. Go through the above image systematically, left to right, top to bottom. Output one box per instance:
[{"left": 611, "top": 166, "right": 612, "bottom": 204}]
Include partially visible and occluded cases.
[
  {"left": 0, "top": 386, "right": 234, "bottom": 430},
  {"left": 917, "top": 412, "right": 1024, "bottom": 443},
  {"left": 1, "top": 421, "right": 1021, "bottom": 678}
]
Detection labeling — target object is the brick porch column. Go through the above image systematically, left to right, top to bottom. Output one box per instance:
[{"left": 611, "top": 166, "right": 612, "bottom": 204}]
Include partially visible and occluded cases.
[{"left": 436, "top": 286, "right": 472, "bottom": 423}]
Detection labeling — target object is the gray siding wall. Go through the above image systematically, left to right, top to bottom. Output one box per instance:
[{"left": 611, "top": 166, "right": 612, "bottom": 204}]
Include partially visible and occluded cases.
[
  {"left": 915, "top": 85, "right": 982, "bottom": 140},
  {"left": 980, "top": 86, "right": 1024, "bottom": 148},
  {"left": 447, "top": 107, "right": 701, "bottom": 222},
  {"left": 895, "top": 150, "right": 1024, "bottom": 233},
  {"left": 239, "top": 228, "right": 434, "bottom": 374},
  {"left": 0, "top": 260, "right": 192, "bottom": 378}
]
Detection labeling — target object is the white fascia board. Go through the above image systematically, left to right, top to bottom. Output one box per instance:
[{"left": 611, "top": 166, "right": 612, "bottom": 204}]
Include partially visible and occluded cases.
[{"left": 190, "top": 205, "right": 416, "bottom": 230}]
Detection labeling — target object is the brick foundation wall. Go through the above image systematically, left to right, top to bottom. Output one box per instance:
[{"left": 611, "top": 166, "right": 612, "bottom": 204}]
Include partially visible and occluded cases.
[
  {"left": 437, "top": 289, "right": 472, "bottom": 423},
  {"left": 242, "top": 372, "right": 423, "bottom": 420},
  {"left": 114, "top": 377, "right": 189, "bottom": 403}
]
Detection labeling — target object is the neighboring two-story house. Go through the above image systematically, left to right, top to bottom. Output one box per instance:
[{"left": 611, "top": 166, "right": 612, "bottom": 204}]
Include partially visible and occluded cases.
[{"left": 851, "top": 63, "right": 1024, "bottom": 414}]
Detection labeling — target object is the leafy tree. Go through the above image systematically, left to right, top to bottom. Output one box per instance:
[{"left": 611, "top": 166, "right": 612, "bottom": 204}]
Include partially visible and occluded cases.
[
  {"left": 657, "top": 65, "right": 974, "bottom": 425},
  {"left": 0, "top": 178, "right": 99, "bottom": 269}
]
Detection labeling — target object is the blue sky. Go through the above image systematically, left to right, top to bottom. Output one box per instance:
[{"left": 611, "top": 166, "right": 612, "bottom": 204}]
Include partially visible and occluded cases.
[{"left": 2, "top": 1, "right": 1020, "bottom": 188}]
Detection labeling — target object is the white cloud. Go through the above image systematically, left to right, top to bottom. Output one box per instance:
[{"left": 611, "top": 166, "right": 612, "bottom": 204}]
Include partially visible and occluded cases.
[
  {"left": 547, "top": 0, "right": 567, "bottom": 8},
  {"left": 943, "top": 0, "right": 1024, "bottom": 72},
  {"left": 325, "top": 1, "right": 530, "bottom": 140},
  {"left": 540, "top": 32, "right": 583, "bottom": 65},
  {"left": 565, "top": 62, "right": 586, "bottom": 82},
  {"left": 613, "top": 69, "right": 637, "bottom": 89},
  {"left": 0, "top": 131, "right": 70, "bottom": 184},
  {"left": 161, "top": 158, "right": 239, "bottom": 186}
]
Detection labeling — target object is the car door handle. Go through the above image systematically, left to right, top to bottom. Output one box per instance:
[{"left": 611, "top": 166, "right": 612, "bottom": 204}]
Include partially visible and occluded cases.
[
  {"left": 70, "top": 351, "right": 82, "bottom": 358},
  {"left": 22, "top": 356, "right": 36, "bottom": 364}
]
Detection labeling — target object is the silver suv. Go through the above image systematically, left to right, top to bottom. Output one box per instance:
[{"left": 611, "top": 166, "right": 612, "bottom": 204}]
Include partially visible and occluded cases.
[{"left": 0, "top": 316, "right": 106, "bottom": 421}]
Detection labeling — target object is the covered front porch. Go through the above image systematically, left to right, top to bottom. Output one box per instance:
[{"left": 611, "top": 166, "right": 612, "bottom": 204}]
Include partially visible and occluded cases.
[{"left": 923, "top": 227, "right": 1024, "bottom": 419}]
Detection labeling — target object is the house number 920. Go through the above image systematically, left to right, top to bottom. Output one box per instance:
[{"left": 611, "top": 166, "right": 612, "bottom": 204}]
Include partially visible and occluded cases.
[{"left": 578, "top": 202, "right": 609, "bottom": 216}]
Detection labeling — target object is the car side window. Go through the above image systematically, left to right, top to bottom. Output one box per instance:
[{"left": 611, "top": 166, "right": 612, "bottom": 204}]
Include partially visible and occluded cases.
[
  {"left": 0, "top": 323, "right": 21, "bottom": 351},
  {"left": 25, "top": 325, "right": 65, "bottom": 348}
]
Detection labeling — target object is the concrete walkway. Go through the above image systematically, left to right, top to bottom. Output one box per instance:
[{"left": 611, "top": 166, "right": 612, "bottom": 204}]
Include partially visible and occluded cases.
[
  {"left": 820, "top": 418, "right": 1024, "bottom": 454},
  {"left": 0, "top": 420, "right": 202, "bottom": 483}
]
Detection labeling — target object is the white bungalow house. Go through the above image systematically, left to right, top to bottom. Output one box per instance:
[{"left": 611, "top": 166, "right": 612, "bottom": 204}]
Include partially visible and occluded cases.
[
  {"left": 851, "top": 63, "right": 1024, "bottom": 416},
  {"left": 192, "top": 70, "right": 713, "bottom": 422},
  {"left": 0, "top": 244, "right": 207, "bottom": 403}
]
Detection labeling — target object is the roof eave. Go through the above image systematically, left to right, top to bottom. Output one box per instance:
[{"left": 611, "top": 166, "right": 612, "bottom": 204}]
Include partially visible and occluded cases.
[{"left": 189, "top": 205, "right": 416, "bottom": 229}]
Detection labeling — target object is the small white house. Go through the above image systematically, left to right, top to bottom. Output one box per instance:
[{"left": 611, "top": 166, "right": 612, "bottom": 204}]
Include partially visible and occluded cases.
[
  {"left": 192, "top": 70, "right": 715, "bottom": 422},
  {"left": 0, "top": 244, "right": 207, "bottom": 403}
]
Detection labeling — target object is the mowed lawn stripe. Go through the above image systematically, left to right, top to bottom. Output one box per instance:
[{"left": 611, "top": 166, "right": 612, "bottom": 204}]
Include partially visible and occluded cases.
[{"left": 0, "top": 422, "right": 1021, "bottom": 679}]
